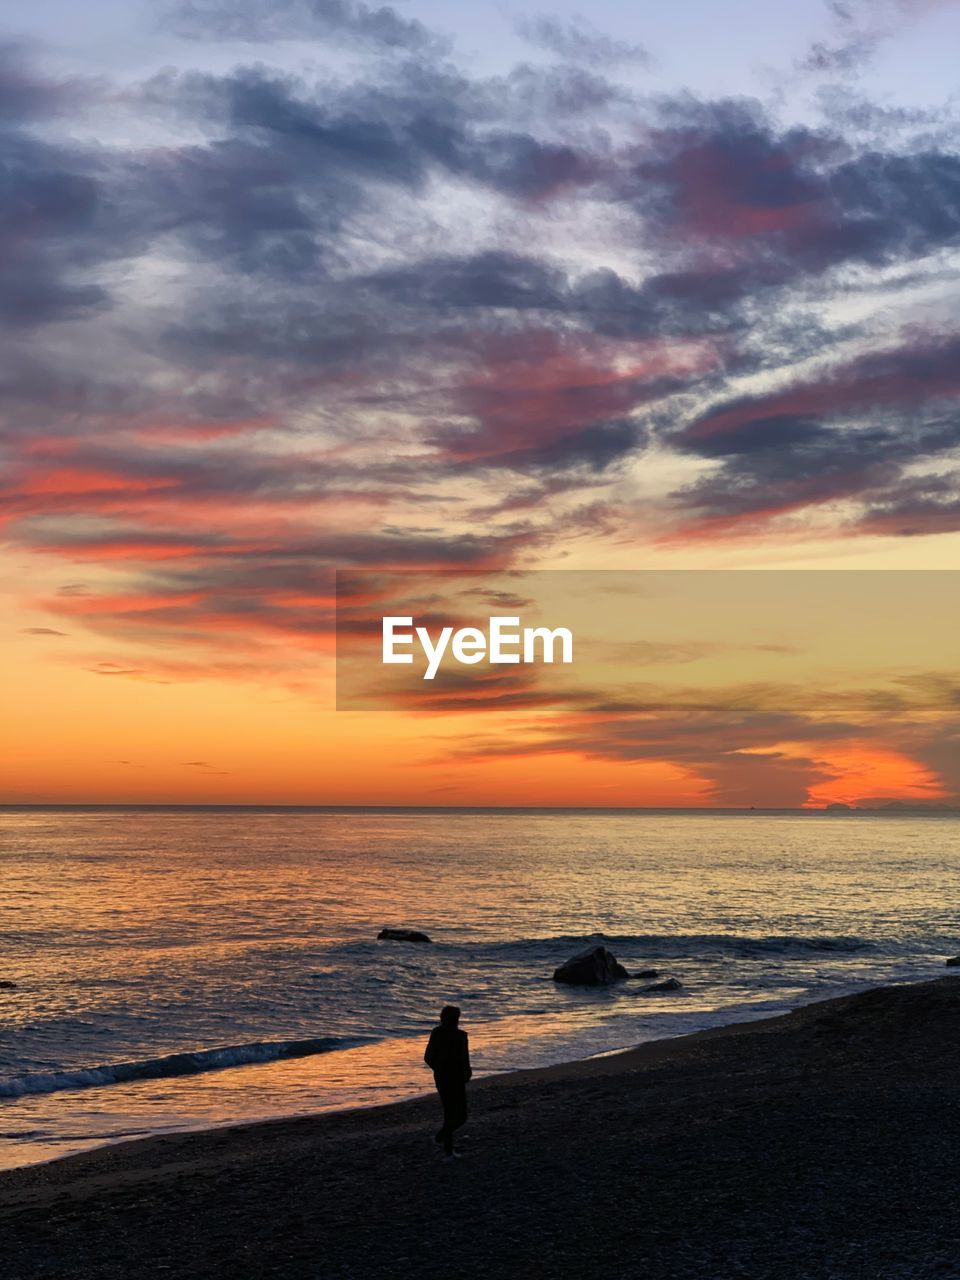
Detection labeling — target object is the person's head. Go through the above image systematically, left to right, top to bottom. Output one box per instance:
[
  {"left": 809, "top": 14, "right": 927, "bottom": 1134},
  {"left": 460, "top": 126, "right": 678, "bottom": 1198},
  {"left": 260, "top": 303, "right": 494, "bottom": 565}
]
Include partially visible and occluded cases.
[{"left": 439, "top": 1004, "right": 461, "bottom": 1027}]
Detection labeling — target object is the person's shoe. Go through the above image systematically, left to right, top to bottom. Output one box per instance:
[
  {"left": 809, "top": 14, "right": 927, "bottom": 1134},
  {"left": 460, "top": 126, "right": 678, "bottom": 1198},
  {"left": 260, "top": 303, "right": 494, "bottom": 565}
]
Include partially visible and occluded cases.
[{"left": 443, "top": 1151, "right": 463, "bottom": 1161}]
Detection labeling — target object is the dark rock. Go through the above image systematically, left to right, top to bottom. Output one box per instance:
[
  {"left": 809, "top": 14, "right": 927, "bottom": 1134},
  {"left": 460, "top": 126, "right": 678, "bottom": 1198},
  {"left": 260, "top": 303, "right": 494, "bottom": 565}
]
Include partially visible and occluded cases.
[
  {"left": 377, "top": 928, "right": 432, "bottom": 944},
  {"left": 553, "top": 946, "right": 629, "bottom": 986},
  {"left": 945, "top": 956, "right": 960, "bottom": 967},
  {"left": 631, "top": 969, "right": 660, "bottom": 980},
  {"left": 637, "top": 977, "right": 683, "bottom": 993},
  {"left": 0, "top": 980, "right": 16, "bottom": 990}
]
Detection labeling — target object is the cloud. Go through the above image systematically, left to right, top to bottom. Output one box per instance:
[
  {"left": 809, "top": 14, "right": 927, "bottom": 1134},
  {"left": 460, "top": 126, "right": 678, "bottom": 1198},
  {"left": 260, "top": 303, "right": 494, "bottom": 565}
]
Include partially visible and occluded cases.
[
  {"left": 165, "top": 0, "right": 443, "bottom": 53},
  {"left": 796, "top": 0, "right": 960, "bottom": 77},
  {"left": 797, "top": 2, "right": 886, "bottom": 74},
  {"left": 516, "top": 15, "right": 652, "bottom": 69},
  {"left": 3, "top": 24, "right": 960, "bottom": 669},
  {"left": 0, "top": 40, "right": 96, "bottom": 120},
  {"left": 623, "top": 100, "right": 960, "bottom": 279},
  {"left": 0, "top": 134, "right": 110, "bottom": 327},
  {"left": 422, "top": 329, "right": 710, "bottom": 466},
  {"left": 666, "top": 334, "right": 960, "bottom": 533},
  {"left": 858, "top": 477, "right": 960, "bottom": 536},
  {"left": 332, "top": 568, "right": 960, "bottom": 804},
  {"left": 20, "top": 626, "right": 67, "bottom": 635},
  {"left": 442, "top": 676, "right": 958, "bottom": 807}
]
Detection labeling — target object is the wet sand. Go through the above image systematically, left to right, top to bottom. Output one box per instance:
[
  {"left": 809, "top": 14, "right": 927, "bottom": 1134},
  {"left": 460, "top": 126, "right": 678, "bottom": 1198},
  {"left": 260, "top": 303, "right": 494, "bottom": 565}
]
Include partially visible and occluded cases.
[{"left": 3, "top": 976, "right": 960, "bottom": 1279}]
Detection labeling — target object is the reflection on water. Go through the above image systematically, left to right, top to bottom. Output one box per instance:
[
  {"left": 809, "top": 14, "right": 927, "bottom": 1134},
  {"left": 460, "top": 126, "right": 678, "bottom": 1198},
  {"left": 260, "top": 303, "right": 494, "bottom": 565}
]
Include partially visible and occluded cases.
[{"left": 2, "top": 807, "right": 958, "bottom": 1168}]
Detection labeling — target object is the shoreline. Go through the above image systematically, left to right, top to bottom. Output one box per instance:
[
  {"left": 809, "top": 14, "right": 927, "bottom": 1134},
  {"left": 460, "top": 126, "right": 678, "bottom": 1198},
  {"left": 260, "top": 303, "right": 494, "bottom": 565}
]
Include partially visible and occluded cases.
[
  {"left": 5, "top": 974, "right": 960, "bottom": 1278},
  {"left": 0, "top": 977, "right": 947, "bottom": 1177},
  {"left": 0, "top": 984, "right": 881, "bottom": 1175},
  {"left": 10, "top": 988, "right": 816, "bottom": 1179},
  {"left": 0, "top": 1019, "right": 736, "bottom": 1174}
]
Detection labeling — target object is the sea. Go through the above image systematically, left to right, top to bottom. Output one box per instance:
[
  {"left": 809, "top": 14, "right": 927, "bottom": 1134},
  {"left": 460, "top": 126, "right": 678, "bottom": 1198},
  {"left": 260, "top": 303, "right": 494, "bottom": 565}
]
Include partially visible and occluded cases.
[{"left": 1, "top": 806, "right": 958, "bottom": 1170}]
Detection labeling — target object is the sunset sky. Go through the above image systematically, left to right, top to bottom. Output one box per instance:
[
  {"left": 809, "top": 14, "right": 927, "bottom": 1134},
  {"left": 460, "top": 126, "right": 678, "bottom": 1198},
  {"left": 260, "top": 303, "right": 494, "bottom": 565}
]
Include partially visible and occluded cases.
[{"left": 2, "top": 0, "right": 960, "bottom": 805}]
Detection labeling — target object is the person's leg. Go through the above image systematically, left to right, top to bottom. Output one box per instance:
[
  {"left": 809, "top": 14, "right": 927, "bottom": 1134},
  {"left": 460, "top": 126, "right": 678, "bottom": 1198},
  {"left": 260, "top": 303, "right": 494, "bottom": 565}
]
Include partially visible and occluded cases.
[
  {"left": 433, "top": 1073, "right": 448, "bottom": 1148},
  {"left": 435, "top": 1077, "right": 470, "bottom": 1156},
  {"left": 442, "top": 1080, "right": 471, "bottom": 1152},
  {"left": 437, "top": 1081, "right": 449, "bottom": 1153},
  {"left": 447, "top": 1083, "right": 467, "bottom": 1150},
  {"left": 442, "top": 1090, "right": 458, "bottom": 1162}
]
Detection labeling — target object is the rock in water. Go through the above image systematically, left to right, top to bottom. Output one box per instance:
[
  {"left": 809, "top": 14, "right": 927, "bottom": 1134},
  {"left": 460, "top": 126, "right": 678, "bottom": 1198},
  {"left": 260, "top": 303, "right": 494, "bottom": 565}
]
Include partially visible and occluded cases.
[
  {"left": 377, "top": 928, "right": 432, "bottom": 944},
  {"left": 553, "top": 945, "right": 629, "bottom": 986},
  {"left": 945, "top": 956, "right": 960, "bottom": 967},
  {"left": 632, "top": 968, "right": 660, "bottom": 980},
  {"left": 636, "top": 977, "right": 683, "bottom": 993},
  {"left": 0, "top": 980, "right": 16, "bottom": 990}
]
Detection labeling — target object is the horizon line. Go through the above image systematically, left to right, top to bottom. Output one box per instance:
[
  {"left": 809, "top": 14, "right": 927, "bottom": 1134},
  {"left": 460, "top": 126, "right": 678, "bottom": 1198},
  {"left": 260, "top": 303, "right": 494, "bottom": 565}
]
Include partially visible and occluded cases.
[{"left": 1, "top": 802, "right": 958, "bottom": 814}]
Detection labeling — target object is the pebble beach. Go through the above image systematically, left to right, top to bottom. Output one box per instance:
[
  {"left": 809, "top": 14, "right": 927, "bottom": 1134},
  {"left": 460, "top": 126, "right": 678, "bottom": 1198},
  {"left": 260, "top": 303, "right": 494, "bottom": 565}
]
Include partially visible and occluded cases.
[{"left": 4, "top": 975, "right": 960, "bottom": 1279}]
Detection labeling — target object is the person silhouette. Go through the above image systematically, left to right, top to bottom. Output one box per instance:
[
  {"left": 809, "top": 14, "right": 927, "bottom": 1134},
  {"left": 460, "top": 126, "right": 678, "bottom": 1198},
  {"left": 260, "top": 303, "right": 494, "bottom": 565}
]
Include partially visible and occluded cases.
[{"left": 424, "top": 1004, "right": 472, "bottom": 1159}]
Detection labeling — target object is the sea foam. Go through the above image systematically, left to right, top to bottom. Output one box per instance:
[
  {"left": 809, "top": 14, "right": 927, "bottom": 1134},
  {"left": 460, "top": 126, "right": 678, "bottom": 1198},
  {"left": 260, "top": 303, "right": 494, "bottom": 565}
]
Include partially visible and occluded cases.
[{"left": 0, "top": 1035, "right": 370, "bottom": 1099}]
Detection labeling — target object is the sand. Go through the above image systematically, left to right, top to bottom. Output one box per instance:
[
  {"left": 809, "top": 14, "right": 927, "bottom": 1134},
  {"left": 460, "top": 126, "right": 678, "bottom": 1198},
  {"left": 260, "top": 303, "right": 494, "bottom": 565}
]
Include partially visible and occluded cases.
[{"left": 4, "top": 976, "right": 960, "bottom": 1279}]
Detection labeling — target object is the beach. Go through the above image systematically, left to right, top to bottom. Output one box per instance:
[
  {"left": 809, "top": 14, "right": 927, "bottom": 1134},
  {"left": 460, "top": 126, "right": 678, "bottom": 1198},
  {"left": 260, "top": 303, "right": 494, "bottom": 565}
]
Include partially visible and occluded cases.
[
  {"left": 6, "top": 0, "right": 960, "bottom": 1272},
  {"left": 6, "top": 807, "right": 959, "bottom": 1166},
  {"left": 4, "top": 975, "right": 959, "bottom": 1279}
]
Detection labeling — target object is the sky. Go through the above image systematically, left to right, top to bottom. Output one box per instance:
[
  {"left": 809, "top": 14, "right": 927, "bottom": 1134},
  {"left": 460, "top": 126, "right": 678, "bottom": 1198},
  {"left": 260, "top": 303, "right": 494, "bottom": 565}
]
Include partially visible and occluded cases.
[{"left": 2, "top": 0, "right": 960, "bottom": 805}]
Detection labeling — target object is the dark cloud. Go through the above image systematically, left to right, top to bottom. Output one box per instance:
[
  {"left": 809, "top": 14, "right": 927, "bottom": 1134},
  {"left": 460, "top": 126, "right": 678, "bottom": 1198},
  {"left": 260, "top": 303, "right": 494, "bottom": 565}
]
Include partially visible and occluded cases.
[
  {"left": 165, "top": 0, "right": 442, "bottom": 53},
  {"left": 794, "top": 0, "right": 957, "bottom": 80},
  {"left": 796, "top": 0, "right": 885, "bottom": 76},
  {"left": 516, "top": 15, "right": 652, "bottom": 69},
  {"left": 3, "top": 22, "right": 960, "bottom": 663},
  {"left": 798, "top": 31, "right": 881, "bottom": 73},
  {"left": 0, "top": 40, "right": 94, "bottom": 120},
  {"left": 0, "top": 47, "right": 169, "bottom": 329},
  {"left": 131, "top": 61, "right": 601, "bottom": 275},
  {"left": 479, "top": 62, "right": 632, "bottom": 120},
  {"left": 621, "top": 101, "right": 960, "bottom": 287},
  {"left": 0, "top": 134, "right": 109, "bottom": 326},
  {"left": 831, "top": 149, "right": 960, "bottom": 260},
  {"left": 365, "top": 250, "right": 567, "bottom": 311},
  {"left": 361, "top": 251, "right": 743, "bottom": 339},
  {"left": 660, "top": 334, "right": 960, "bottom": 530},
  {"left": 478, "top": 419, "right": 646, "bottom": 474},
  {"left": 859, "top": 477, "right": 960, "bottom": 537},
  {"left": 21, "top": 520, "right": 522, "bottom": 569},
  {"left": 28, "top": 523, "right": 538, "bottom": 654},
  {"left": 461, "top": 588, "right": 535, "bottom": 611},
  {"left": 446, "top": 674, "right": 958, "bottom": 805}
]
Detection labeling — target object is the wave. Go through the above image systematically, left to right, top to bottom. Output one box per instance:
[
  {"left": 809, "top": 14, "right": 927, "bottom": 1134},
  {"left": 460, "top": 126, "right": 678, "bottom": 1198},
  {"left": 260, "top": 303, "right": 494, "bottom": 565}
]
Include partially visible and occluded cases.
[
  {"left": 433, "top": 932, "right": 882, "bottom": 960},
  {"left": 0, "top": 1034, "right": 372, "bottom": 1099}
]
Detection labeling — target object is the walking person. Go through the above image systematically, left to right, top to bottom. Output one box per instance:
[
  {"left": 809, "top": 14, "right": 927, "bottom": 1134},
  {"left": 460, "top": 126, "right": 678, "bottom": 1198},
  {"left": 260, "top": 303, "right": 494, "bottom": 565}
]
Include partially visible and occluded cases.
[{"left": 424, "top": 1005, "right": 472, "bottom": 1159}]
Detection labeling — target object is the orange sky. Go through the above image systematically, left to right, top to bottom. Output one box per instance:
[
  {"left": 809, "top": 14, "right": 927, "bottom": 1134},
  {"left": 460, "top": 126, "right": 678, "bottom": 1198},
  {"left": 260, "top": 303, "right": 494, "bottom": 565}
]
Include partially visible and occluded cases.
[
  {"left": 5, "top": 17, "right": 960, "bottom": 808},
  {"left": 4, "top": 561, "right": 958, "bottom": 808}
]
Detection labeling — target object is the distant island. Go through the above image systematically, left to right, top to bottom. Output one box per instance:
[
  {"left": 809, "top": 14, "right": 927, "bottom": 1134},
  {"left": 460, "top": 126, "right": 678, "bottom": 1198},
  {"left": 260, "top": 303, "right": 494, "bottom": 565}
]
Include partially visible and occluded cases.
[{"left": 823, "top": 800, "right": 960, "bottom": 814}]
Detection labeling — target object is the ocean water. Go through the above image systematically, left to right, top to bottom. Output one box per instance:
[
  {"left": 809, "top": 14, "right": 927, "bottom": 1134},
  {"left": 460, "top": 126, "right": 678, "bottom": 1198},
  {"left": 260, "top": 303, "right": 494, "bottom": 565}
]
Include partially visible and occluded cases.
[{"left": 1, "top": 807, "right": 959, "bottom": 1169}]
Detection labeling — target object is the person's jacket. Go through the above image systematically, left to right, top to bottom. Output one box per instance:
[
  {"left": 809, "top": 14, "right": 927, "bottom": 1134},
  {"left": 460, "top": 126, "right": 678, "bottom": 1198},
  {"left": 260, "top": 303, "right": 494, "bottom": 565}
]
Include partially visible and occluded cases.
[{"left": 424, "top": 1025, "right": 472, "bottom": 1082}]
